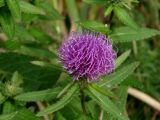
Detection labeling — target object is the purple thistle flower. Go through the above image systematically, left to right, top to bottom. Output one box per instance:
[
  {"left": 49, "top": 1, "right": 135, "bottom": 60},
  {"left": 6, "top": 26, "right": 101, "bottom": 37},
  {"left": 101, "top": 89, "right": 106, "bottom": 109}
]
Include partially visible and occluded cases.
[{"left": 59, "top": 31, "right": 116, "bottom": 82}]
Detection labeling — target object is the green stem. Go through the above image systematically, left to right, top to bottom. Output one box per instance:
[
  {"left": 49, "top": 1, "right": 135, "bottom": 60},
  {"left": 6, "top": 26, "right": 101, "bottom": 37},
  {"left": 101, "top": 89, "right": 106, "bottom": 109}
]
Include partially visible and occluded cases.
[
  {"left": 132, "top": 40, "right": 138, "bottom": 56},
  {"left": 79, "top": 79, "right": 87, "bottom": 115},
  {"left": 80, "top": 89, "right": 87, "bottom": 114}
]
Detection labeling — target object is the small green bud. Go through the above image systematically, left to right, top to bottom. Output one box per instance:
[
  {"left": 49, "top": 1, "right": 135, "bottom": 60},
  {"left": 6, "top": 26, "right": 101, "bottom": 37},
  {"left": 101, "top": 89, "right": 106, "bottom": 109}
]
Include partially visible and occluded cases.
[
  {"left": 11, "top": 71, "right": 23, "bottom": 87},
  {"left": 5, "top": 83, "right": 23, "bottom": 97}
]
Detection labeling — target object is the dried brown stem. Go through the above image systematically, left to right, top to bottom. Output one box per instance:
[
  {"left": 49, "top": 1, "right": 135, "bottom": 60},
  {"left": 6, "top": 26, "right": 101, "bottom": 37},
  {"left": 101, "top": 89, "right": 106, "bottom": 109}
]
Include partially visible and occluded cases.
[
  {"left": 128, "top": 87, "right": 160, "bottom": 112},
  {"left": 36, "top": 102, "right": 50, "bottom": 120},
  {"left": 98, "top": 109, "right": 104, "bottom": 120}
]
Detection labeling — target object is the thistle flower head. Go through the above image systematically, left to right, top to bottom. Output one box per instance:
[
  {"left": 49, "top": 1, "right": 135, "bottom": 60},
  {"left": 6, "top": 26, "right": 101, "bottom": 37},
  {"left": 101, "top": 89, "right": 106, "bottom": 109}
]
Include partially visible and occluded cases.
[{"left": 59, "top": 31, "right": 116, "bottom": 82}]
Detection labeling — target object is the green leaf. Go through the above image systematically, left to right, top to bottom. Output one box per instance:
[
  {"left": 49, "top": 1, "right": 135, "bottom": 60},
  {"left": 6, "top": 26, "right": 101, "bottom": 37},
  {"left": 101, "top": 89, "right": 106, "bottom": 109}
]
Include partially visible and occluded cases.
[
  {"left": 0, "top": 0, "right": 5, "bottom": 7},
  {"left": 6, "top": 0, "right": 21, "bottom": 20},
  {"left": 65, "top": 0, "right": 80, "bottom": 23},
  {"left": 83, "top": 0, "right": 106, "bottom": 5},
  {"left": 19, "top": 1, "right": 45, "bottom": 15},
  {"left": 38, "top": 2, "right": 64, "bottom": 20},
  {"left": 104, "top": 5, "right": 113, "bottom": 17},
  {"left": 114, "top": 6, "right": 138, "bottom": 29},
  {"left": 0, "top": 12, "right": 15, "bottom": 39},
  {"left": 79, "top": 20, "right": 110, "bottom": 33},
  {"left": 15, "top": 26, "right": 35, "bottom": 43},
  {"left": 28, "top": 27, "right": 52, "bottom": 44},
  {"left": 110, "top": 27, "right": 160, "bottom": 42},
  {"left": 4, "top": 40, "right": 21, "bottom": 50},
  {"left": 20, "top": 46, "right": 57, "bottom": 59},
  {"left": 115, "top": 50, "right": 131, "bottom": 69},
  {"left": 0, "top": 53, "right": 61, "bottom": 91},
  {"left": 30, "top": 61, "right": 61, "bottom": 70},
  {"left": 99, "top": 62, "right": 139, "bottom": 88},
  {"left": 56, "top": 72, "right": 71, "bottom": 86},
  {"left": 121, "top": 77, "right": 144, "bottom": 89},
  {"left": 56, "top": 81, "right": 74, "bottom": 98},
  {"left": 37, "top": 83, "right": 79, "bottom": 116},
  {"left": 91, "top": 84, "right": 117, "bottom": 99},
  {"left": 87, "top": 85, "right": 129, "bottom": 120},
  {"left": 104, "top": 86, "right": 129, "bottom": 119},
  {"left": 114, "top": 86, "right": 128, "bottom": 113},
  {"left": 14, "top": 88, "right": 60, "bottom": 102},
  {"left": 59, "top": 97, "right": 82, "bottom": 120},
  {"left": 86, "top": 100, "right": 99, "bottom": 119},
  {"left": 3, "top": 101, "right": 15, "bottom": 114},
  {"left": 14, "top": 108, "right": 40, "bottom": 120},
  {"left": 0, "top": 112, "right": 17, "bottom": 120},
  {"left": 55, "top": 112, "right": 67, "bottom": 120}
]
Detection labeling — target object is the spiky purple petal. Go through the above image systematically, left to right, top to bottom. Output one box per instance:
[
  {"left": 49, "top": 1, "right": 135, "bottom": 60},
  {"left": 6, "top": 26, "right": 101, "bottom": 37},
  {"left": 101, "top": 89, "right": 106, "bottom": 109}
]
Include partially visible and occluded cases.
[{"left": 59, "top": 31, "right": 116, "bottom": 81}]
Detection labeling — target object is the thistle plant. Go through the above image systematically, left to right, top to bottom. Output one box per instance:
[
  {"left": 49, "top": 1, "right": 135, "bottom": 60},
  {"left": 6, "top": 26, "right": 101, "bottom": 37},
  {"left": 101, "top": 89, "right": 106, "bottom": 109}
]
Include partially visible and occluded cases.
[{"left": 0, "top": 0, "right": 160, "bottom": 120}]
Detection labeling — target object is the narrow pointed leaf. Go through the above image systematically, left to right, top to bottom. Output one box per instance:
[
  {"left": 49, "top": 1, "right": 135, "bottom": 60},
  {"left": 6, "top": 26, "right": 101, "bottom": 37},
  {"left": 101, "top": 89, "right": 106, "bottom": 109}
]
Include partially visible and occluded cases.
[
  {"left": 6, "top": 0, "right": 21, "bottom": 20},
  {"left": 19, "top": 1, "right": 45, "bottom": 15},
  {"left": 38, "top": 2, "right": 64, "bottom": 20},
  {"left": 104, "top": 5, "right": 113, "bottom": 17},
  {"left": 114, "top": 7, "right": 138, "bottom": 29},
  {"left": 0, "top": 12, "right": 15, "bottom": 39},
  {"left": 79, "top": 20, "right": 110, "bottom": 33},
  {"left": 15, "top": 26, "right": 35, "bottom": 43},
  {"left": 28, "top": 27, "right": 52, "bottom": 44},
  {"left": 110, "top": 27, "right": 160, "bottom": 42},
  {"left": 4, "top": 40, "right": 21, "bottom": 50},
  {"left": 20, "top": 46, "right": 57, "bottom": 59},
  {"left": 115, "top": 50, "right": 131, "bottom": 69},
  {"left": 0, "top": 52, "right": 61, "bottom": 91},
  {"left": 99, "top": 62, "right": 139, "bottom": 88},
  {"left": 121, "top": 77, "right": 144, "bottom": 89},
  {"left": 57, "top": 81, "right": 74, "bottom": 98},
  {"left": 37, "top": 83, "right": 79, "bottom": 116},
  {"left": 91, "top": 84, "right": 117, "bottom": 99},
  {"left": 87, "top": 85, "right": 129, "bottom": 120},
  {"left": 104, "top": 86, "right": 129, "bottom": 119},
  {"left": 114, "top": 86, "right": 128, "bottom": 112},
  {"left": 14, "top": 88, "right": 60, "bottom": 102},
  {"left": 3, "top": 101, "right": 15, "bottom": 114},
  {"left": 14, "top": 109, "right": 40, "bottom": 120},
  {"left": 55, "top": 112, "right": 67, "bottom": 120}
]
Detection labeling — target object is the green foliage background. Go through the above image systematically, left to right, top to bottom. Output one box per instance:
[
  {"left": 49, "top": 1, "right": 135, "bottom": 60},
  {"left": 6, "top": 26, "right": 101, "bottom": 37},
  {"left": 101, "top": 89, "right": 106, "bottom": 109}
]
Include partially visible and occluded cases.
[{"left": 0, "top": 0, "right": 160, "bottom": 120}]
